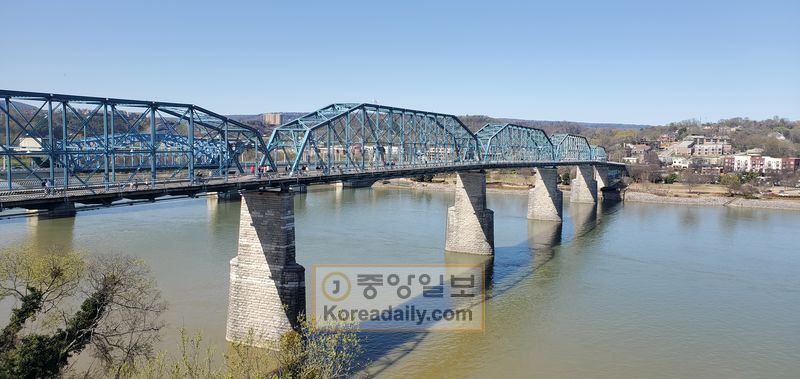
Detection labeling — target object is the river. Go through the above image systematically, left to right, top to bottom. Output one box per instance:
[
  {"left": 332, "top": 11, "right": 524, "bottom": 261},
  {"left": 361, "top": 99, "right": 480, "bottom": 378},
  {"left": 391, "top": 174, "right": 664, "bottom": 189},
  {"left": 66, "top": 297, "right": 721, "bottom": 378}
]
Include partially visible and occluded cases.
[{"left": 1, "top": 186, "right": 799, "bottom": 378}]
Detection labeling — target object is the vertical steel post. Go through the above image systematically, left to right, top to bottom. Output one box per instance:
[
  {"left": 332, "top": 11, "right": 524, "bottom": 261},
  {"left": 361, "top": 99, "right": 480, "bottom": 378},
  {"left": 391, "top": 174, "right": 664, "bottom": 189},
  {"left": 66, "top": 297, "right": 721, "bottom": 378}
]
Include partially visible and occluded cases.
[
  {"left": 4, "top": 97, "right": 10, "bottom": 190},
  {"left": 48, "top": 100, "right": 55, "bottom": 184},
  {"left": 61, "top": 101, "right": 68, "bottom": 190},
  {"left": 103, "top": 103, "right": 109, "bottom": 190},
  {"left": 110, "top": 104, "right": 116, "bottom": 184},
  {"left": 150, "top": 105, "right": 157, "bottom": 185},
  {"left": 186, "top": 107, "right": 194, "bottom": 183},
  {"left": 188, "top": 108, "right": 194, "bottom": 182},
  {"left": 360, "top": 108, "right": 365, "bottom": 170},
  {"left": 387, "top": 110, "right": 393, "bottom": 165},
  {"left": 344, "top": 112, "right": 350, "bottom": 170},
  {"left": 399, "top": 112, "right": 405, "bottom": 165},
  {"left": 223, "top": 120, "right": 229, "bottom": 182},
  {"left": 327, "top": 124, "right": 332, "bottom": 174},
  {"left": 254, "top": 132, "right": 260, "bottom": 179}
]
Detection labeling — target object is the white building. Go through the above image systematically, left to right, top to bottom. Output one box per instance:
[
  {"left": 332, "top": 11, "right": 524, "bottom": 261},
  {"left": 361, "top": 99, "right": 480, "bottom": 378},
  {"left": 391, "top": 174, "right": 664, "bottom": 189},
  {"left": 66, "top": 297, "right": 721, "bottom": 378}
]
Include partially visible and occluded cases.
[
  {"left": 733, "top": 155, "right": 752, "bottom": 172},
  {"left": 764, "top": 156, "right": 783, "bottom": 171}
]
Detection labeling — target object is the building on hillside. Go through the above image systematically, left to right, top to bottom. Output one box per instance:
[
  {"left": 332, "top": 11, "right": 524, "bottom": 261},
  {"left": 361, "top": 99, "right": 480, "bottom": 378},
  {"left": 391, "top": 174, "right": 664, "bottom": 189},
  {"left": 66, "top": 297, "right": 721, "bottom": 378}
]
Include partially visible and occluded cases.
[
  {"left": 263, "top": 112, "right": 282, "bottom": 125},
  {"left": 658, "top": 134, "right": 676, "bottom": 145},
  {"left": 685, "top": 135, "right": 732, "bottom": 156},
  {"left": 689, "top": 135, "right": 731, "bottom": 145},
  {"left": 674, "top": 140, "right": 695, "bottom": 156},
  {"left": 627, "top": 143, "right": 652, "bottom": 155},
  {"left": 693, "top": 143, "right": 730, "bottom": 156},
  {"left": 723, "top": 153, "right": 799, "bottom": 173},
  {"left": 721, "top": 156, "right": 734, "bottom": 172},
  {"left": 764, "top": 156, "right": 783, "bottom": 171},
  {"left": 671, "top": 157, "right": 689, "bottom": 169},
  {"left": 783, "top": 158, "right": 800, "bottom": 171},
  {"left": 701, "top": 166, "right": 723, "bottom": 175}
]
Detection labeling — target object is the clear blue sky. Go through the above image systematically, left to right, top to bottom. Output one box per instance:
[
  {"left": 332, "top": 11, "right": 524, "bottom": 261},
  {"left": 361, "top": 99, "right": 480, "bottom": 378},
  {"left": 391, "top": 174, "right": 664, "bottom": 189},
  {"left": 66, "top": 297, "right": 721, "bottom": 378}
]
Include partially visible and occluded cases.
[{"left": 2, "top": 0, "right": 798, "bottom": 125}]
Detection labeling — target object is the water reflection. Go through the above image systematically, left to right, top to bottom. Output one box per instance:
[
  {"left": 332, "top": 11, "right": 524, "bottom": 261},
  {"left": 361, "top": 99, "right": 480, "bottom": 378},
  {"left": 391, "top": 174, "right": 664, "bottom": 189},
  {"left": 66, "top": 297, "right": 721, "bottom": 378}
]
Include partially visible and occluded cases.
[
  {"left": 3, "top": 187, "right": 799, "bottom": 378},
  {"left": 569, "top": 202, "right": 599, "bottom": 239},
  {"left": 680, "top": 207, "right": 699, "bottom": 229},
  {"left": 25, "top": 215, "right": 75, "bottom": 253},
  {"left": 528, "top": 220, "right": 562, "bottom": 269},
  {"left": 444, "top": 251, "right": 494, "bottom": 289}
]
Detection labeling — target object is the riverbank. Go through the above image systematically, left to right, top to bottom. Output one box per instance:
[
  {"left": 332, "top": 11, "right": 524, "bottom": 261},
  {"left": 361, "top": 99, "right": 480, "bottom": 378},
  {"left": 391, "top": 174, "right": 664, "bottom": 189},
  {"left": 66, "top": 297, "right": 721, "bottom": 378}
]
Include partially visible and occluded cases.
[
  {"left": 374, "top": 178, "right": 800, "bottom": 211},
  {"left": 622, "top": 191, "right": 800, "bottom": 210}
]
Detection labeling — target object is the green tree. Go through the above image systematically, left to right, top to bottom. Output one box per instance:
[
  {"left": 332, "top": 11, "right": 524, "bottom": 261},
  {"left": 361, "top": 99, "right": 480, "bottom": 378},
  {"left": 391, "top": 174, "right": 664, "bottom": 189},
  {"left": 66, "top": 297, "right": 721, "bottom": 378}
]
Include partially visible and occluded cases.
[
  {"left": 720, "top": 173, "right": 742, "bottom": 195},
  {"left": 0, "top": 249, "right": 165, "bottom": 378},
  {"left": 134, "top": 317, "right": 366, "bottom": 379}
]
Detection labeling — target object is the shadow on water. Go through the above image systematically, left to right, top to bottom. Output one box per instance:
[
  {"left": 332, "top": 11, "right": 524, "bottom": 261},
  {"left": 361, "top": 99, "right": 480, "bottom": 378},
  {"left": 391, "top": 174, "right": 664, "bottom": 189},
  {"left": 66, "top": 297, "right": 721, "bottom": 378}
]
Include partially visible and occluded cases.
[
  {"left": 361, "top": 200, "right": 623, "bottom": 376},
  {"left": 360, "top": 252, "right": 494, "bottom": 377}
]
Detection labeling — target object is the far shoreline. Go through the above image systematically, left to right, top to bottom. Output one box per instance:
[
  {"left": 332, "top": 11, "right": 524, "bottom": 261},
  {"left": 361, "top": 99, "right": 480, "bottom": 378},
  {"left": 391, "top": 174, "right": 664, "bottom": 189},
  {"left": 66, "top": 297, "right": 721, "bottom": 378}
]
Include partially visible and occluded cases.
[{"left": 373, "top": 179, "right": 800, "bottom": 211}]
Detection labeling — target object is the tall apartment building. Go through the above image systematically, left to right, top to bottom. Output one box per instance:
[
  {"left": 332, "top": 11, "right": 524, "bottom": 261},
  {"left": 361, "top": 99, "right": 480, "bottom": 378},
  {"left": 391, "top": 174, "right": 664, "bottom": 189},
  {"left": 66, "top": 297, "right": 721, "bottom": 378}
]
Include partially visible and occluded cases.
[
  {"left": 263, "top": 112, "right": 282, "bottom": 125},
  {"left": 723, "top": 154, "right": 800, "bottom": 173}
]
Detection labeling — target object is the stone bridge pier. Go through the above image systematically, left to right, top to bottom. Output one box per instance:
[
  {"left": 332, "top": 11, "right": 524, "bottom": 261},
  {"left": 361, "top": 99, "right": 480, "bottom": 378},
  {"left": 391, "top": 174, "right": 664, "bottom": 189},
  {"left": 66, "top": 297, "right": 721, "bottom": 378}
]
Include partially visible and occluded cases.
[
  {"left": 570, "top": 165, "right": 598, "bottom": 204},
  {"left": 594, "top": 165, "right": 612, "bottom": 201},
  {"left": 527, "top": 167, "right": 563, "bottom": 222},
  {"left": 445, "top": 171, "right": 494, "bottom": 255},
  {"left": 226, "top": 189, "right": 305, "bottom": 348}
]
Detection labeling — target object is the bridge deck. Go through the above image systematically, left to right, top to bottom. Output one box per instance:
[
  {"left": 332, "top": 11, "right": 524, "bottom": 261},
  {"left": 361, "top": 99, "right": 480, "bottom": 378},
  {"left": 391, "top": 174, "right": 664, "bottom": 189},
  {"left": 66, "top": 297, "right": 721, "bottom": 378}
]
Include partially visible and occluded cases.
[{"left": 0, "top": 161, "right": 623, "bottom": 211}]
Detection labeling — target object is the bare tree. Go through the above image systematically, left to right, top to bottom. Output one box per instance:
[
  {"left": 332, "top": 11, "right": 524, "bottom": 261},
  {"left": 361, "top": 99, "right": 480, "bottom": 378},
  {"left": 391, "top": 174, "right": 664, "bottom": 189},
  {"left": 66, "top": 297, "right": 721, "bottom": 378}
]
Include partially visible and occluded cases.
[
  {"left": 0, "top": 249, "right": 165, "bottom": 378},
  {"left": 81, "top": 255, "right": 166, "bottom": 377}
]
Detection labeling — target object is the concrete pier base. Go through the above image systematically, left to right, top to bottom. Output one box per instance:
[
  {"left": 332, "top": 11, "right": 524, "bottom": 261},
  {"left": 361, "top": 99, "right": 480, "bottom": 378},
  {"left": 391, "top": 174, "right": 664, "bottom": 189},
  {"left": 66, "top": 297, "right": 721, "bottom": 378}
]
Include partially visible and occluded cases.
[
  {"left": 570, "top": 165, "right": 598, "bottom": 204},
  {"left": 527, "top": 168, "right": 563, "bottom": 221},
  {"left": 445, "top": 172, "right": 494, "bottom": 255},
  {"left": 342, "top": 179, "right": 377, "bottom": 188},
  {"left": 217, "top": 190, "right": 242, "bottom": 202},
  {"left": 226, "top": 190, "right": 305, "bottom": 348},
  {"left": 40, "top": 202, "right": 77, "bottom": 219}
]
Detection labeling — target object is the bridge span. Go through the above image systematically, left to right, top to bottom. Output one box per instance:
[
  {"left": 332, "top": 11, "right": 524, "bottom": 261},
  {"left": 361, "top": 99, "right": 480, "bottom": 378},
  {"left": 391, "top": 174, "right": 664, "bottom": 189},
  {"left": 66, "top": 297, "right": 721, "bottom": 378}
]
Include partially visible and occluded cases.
[{"left": 2, "top": 90, "right": 627, "bottom": 348}]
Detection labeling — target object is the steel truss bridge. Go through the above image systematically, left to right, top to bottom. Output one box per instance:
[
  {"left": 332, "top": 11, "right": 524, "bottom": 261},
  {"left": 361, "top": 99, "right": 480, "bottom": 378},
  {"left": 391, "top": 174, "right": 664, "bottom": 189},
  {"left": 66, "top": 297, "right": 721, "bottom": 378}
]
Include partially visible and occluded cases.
[{"left": 0, "top": 90, "right": 620, "bottom": 211}]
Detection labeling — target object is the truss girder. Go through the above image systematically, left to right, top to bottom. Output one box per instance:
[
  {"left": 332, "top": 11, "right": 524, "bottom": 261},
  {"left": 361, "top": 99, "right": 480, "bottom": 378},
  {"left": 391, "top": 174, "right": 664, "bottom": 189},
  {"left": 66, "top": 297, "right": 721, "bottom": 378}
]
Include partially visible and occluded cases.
[
  {"left": 0, "top": 90, "right": 269, "bottom": 191},
  {"left": 2, "top": 91, "right": 610, "bottom": 194},
  {"left": 265, "top": 103, "right": 481, "bottom": 176},
  {"left": 476, "top": 123, "right": 555, "bottom": 162},
  {"left": 551, "top": 133, "right": 594, "bottom": 161},
  {"left": 590, "top": 145, "right": 607, "bottom": 161}
]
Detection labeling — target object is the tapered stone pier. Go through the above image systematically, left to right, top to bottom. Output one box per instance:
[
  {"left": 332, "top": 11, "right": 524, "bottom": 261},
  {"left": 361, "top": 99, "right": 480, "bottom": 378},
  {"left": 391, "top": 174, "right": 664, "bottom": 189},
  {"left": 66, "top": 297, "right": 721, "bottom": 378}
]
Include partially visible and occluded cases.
[
  {"left": 570, "top": 165, "right": 598, "bottom": 204},
  {"left": 594, "top": 166, "right": 610, "bottom": 201},
  {"left": 527, "top": 167, "right": 563, "bottom": 222},
  {"left": 445, "top": 171, "right": 494, "bottom": 255},
  {"left": 226, "top": 189, "right": 305, "bottom": 348}
]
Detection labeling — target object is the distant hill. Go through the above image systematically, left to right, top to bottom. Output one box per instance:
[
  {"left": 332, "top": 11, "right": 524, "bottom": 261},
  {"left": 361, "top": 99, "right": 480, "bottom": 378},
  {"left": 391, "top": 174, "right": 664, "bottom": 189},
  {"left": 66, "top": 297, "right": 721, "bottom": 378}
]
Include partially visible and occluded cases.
[
  {"left": 0, "top": 101, "right": 40, "bottom": 114},
  {"left": 225, "top": 111, "right": 651, "bottom": 136},
  {"left": 458, "top": 115, "right": 651, "bottom": 134}
]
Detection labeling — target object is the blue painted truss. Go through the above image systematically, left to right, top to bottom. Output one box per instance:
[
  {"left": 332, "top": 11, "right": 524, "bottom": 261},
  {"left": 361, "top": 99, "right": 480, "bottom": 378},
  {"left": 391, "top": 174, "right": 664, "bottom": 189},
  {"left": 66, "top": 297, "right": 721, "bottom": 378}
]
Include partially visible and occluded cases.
[
  {"left": 1, "top": 89, "right": 610, "bottom": 193},
  {"left": 0, "top": 90, "right": 266, "bottom": 190},
  {"left": 265, "top": 103, "right": 480, "bottom": 176},
  {"left": 476, "top": 123, "right": 555, "bottom": 162}
]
